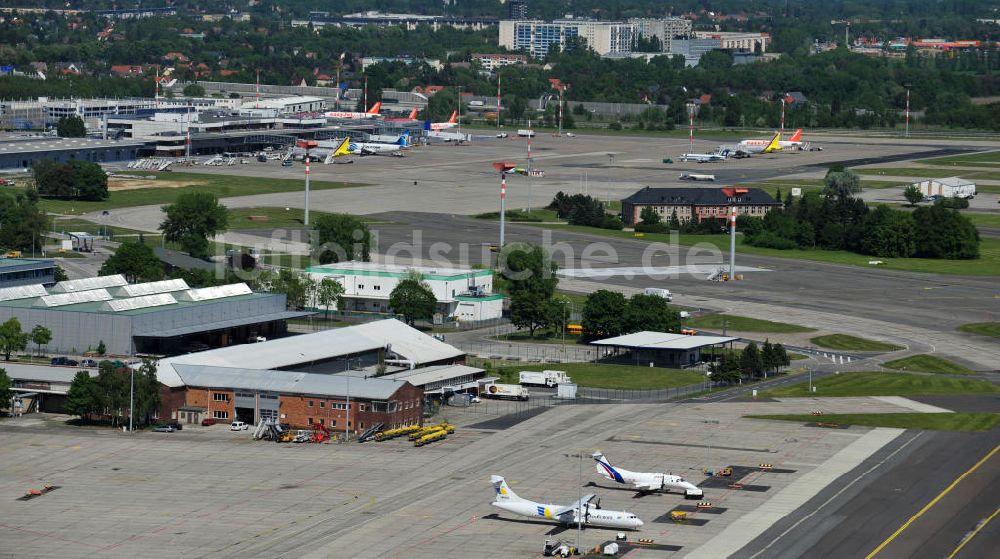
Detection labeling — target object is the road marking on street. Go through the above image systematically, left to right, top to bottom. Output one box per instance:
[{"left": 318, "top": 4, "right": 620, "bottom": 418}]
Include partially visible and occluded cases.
[
  {"left": 865, "top": 443, "right": 1000, "bottom": 559},
  {"left": 946, "top": 506, "right": 1000, "bottom": 559}
]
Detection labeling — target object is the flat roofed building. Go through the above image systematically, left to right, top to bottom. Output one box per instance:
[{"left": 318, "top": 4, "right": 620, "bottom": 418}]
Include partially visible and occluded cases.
[
  {"left": 500, "top": 19, "right": 635, "bottom": 57},
  {"left": 0, "top": 137, "right": 145, "bottom": 170},
  {"left": 621, "top": 186, "right": 779, "bottom": 226},
  {"left": 0, "top": 258, "right": 56, "bottom": 288},
  {"left": 307, "top": 262, "right": 503, "bottom": 323},
  {"left": 592, "top": 331, "right": 738, "bottom": 368},
  {"left": 160, "top": 364, "right": 423, "bottom": 431},
  {"left": 378, "top": 364, "right": 486, "bottom": 394}
]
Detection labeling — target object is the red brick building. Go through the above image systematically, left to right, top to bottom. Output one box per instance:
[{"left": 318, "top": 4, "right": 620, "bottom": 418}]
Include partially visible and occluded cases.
[
  {"left": 621, "top": 186, "right": 780, "bottom": 226},
  {"left": 161, "top": 365, "right": 423, "bottom": 431}
]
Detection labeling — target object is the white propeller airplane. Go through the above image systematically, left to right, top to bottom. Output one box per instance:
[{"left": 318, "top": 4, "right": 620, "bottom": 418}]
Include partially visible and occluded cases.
[
  {"left": 680, "top": 152, "right": 726, "bottom": 163},
  {"left": 593, "top": 453, "right": 704, "bottom": 498},
  {"left": 490, "top": 475, "right": 644, "bottom": 530}
]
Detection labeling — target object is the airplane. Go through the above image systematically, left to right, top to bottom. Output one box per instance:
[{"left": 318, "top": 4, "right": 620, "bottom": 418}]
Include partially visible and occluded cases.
[
  {"left": 323, "top": 102, "right": 382, "bottom": 120},
  {"left": 384, "top": 108, "right": 418, "bottom": 122},
  {"left": 426, "top": 110, "right": 458, "bottom": 131},
  {"left": 425, "top": 125, "right": 470, "bottom": 143},
  {"left": 739, "top": 128, "right": 803, "bottom": 151},
  {"left": 366, "top": 129, "right": 411, "bottom": 146},
  {"left": 348, "top": 132, "right": 409, "bottom": 156},
  {"left": 737, "top": 132, "right": 782, "bottom": 154},
  {"left": 291, "top": 137, "right": 352, "bottom": 163},
  {"left": 680, "top": 152, "right": 726, "bottom": 163},
  {"left": 593, "top": 453, "right": 703, "bottom": 498},
  {"left": 490, "top": 475, "right": 644, "bottom": 530}
]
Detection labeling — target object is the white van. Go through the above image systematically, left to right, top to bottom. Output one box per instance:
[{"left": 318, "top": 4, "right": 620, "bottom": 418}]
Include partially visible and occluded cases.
[
  {"left": 643, "top": 287, "right": 672, "bottom": 301},
  {"left": 230, "top": 421, "right": 248, "bottom": 431}
]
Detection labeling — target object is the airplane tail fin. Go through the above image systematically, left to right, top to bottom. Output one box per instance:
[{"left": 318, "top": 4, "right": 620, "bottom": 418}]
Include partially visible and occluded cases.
[
  {"left": 367, "top": 102, "right": 381, "bottom": 115},
  {"left": 407, "top": 108, "right": 417, "bottom": 119},
  {"left": 447, "top": 110, "right": 457, "bottom": 124},
  {"left": 423, "top": 120, "right": 431, "bottom": 131},
  {"left": 789, "top": 128, "right": 802, "bottom": 142},
  {"left": 398, "top": 130, "right": 409, "bottom": 147},
  {"left": 765, "top": 132, "right": 781, "bottom": 152},
  {"left": 334, "top": 137, "right": 351, "bottom": 157},
  {"left": 593, "top": 452, "right": 625, "bottom": 483},
  {"left": 491, "top": 475, "right": 520, "bottom": 502}
]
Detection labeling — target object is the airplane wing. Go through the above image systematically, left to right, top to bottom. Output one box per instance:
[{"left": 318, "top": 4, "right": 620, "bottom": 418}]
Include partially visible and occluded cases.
[
  {"left": 632, "top": 482, "right": 657, "bottom": 491},
  {"left": 551, "top": 494, "right": 597, "bottom": 517}
]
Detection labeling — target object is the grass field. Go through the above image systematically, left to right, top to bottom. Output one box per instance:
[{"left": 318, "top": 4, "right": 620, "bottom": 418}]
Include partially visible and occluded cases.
[
  {"left": 920, "top": 151, "right": 1000, "bottom": 167},
  {"left": 854, "top": 167, "right": 1000, "bottom": 181},
  {"left": 34, "top": 171, "right": 357, "bottom": 215},
  {"left": 474, "top": 209, "right": 561, "bottom": 222},
  {"left": 965, "top": 212, "right": 1000, "bottom": 229},
  {"left": 50, "top": 217, "right": 149, "bottom": 237},
  {"left": 527, "top": 223, "right": 1000, "bottom": 276},
  {"left": 685, "top": 313, "right": 816, "bottom": 333},
  {"left": 957, "top": 322, "right": 1000, "bottom": 339},
  {"left": 810, "top": 334, "right": 904, "bottom": 351},
  {"left": 882, "top": 354, "right": 974, "bottom": 375},
  {"left": 491, "top": 362, "right": 705, "bottom": 390},
  {"left": 758, "top": 371, "right": 999, "bottom": 398},
  {"left": 746, "top": 412, "right": 1000, "bottom": 432}
]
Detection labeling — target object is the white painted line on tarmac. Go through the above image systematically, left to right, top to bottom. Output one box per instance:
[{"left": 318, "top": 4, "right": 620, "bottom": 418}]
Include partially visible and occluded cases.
[{"left": 872, "top": 396, "right": 954, "bottom": 414}]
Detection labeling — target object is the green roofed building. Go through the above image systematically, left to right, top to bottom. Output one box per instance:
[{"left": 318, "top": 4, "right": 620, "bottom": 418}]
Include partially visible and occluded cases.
[
  {"left": 306, "top": 262, "right": 503, "bottom": 323},
  {"left": 0, "top": 275, "right": 311, "bottom": 356}
]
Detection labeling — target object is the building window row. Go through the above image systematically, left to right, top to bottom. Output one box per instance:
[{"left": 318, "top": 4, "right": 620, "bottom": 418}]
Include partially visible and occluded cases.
[
  {"left": 213, "top": 393, "right": 229, "bottom": 402},
  {"left": 213, "top": 410, "right": 229, "bottom": 419}
]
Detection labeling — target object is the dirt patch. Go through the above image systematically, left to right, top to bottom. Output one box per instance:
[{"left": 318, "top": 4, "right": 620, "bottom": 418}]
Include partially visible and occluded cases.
[{"left": 108, "top": 178, "right": 205, "bottom": 191}]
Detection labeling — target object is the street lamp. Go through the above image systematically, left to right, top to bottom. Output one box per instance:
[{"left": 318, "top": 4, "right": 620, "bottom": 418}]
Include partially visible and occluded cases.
[{"left": 296, "top": 140, "right": 318, "bottom": 226}]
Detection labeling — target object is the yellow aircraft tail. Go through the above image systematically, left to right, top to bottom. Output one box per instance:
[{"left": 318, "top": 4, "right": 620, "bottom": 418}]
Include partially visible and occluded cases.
[
  {"left": 763, "top": 132, "right": 782, "bottom": 153},
  {"left": 334, "top": 137, "right": 351, "bottom": 157}
]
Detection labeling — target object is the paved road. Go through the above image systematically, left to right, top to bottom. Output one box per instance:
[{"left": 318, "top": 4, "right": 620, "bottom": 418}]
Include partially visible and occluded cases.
[{"left": 732, "top": 429, "right": 1000, "bottom": 559}]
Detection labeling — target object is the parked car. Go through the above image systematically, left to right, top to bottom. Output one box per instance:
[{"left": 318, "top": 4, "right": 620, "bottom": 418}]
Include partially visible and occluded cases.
[
  {"left": 496, "top": 132, "right": 508, "bottom": 138},
  {"left": 281, "top": 160, "right": 294, "bottom": 167},
  {"left": 50, "top": 357, "right": 79, "bottom": 366},
  {"left": 81, "top": 359, "right": 98, "bottom": 367},
  {"left": 201, "top": 418, "right": 217, "bottom": 426},
  {"left": 230, "top": 421, "right": 249, "bottom": 431},
  {"left": 152, "top": 425, "right": 176, "bottom": 433}
]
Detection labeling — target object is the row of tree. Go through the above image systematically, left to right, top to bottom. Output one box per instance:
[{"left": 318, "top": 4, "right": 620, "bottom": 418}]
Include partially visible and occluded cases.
[
  {"left": 32, "top": 160, "right": 108, "bottom": 201},
  {"left": 0, "top": 189, "right": 49, "bottom": 253},
  {"left": 548, "top": 192, "right": 623, "bottom": 230},
  {"left": 581, "top": 290, "right": 681, "bottom": 341},
  {"left": 0, "top": 318, "right": 52, "bottom": 361},
  {"left": 710, "top": 341, "right": 792, "bottom": 384},
  {"left": 64, "top": 359, "right": 160, "bottom": 427}
]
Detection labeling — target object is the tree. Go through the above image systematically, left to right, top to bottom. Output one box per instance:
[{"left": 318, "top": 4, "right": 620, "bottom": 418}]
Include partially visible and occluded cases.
[
  {"left": 183, "top": 83, "right": 206, "bottom": 97},
  {"left": 56, "top": 115, "right": 86, "bottom": 137},
  {"left": 33, "top": 160, "right": 107, "bottom": 200},
  {"left": 71, "top": 161, "right": 109, "bottom": 201},
  {"left": 823, "top": 170, "right": 862, "bottom": 197},
  {"left": 903, "top": 184, "right": 924, "bottom": 206},
  {"left": 160, "top": 192, "right": 229, "bottom": 258},
  {"left": 912, "top": 205, "right": 980, "bottom": 259},
  {"left": 639, "top": 206, "right": 661, "bottom": 226},
  {"left": 313, "top": 214, "right": 371, "bottom": 264},
  {"left": 99, "top": 241, "right": 163, "bottom": 283},
  {"left": 503, "top": 243, "right": 558, "bottom": 298},
  {"left": 54, "top": 265, "right": 69, "bottom": 282},
  {"left": 271, "top": 269, "right": 310, "bottom": 310},
  {"left": 388, "top": 277, "right": 437, "bottom": 325},
  {"left": 316, "top": 278, "right": 345, "bottom": 319},
  {"left": 510, "top": 289, "right": 551, "bottom": 337},
  {"left": 581, "top": 290, "right": 628, "bottom": 340},
  {"left": 623, "top": 294, "right": 680, "bottom": 333},
  {"left": 0, "top": 317, "right": 27, "bottom": 361},
  {"left": 30, "top": 325, "right": 51, "bottom": 358},
  {"left": 96, "top": 340, "right": 106, "bottom": 356},
  {"left": 761, "top": 340, "right": 776, "bottom": 376},
  {"left": 740, "top": 342, "right": 764, "bottom": 378},
  {"left": 773, "top": 343, "right": 791, "bottom": 373},
  {"left": 710, "top": 355, "right": 742, "bottom": 385},
  {"left": 133, "top": 358, "right": 161, "bottom": 426},
  {"left": 95, "top": 362, "right": 127, "bottom": 425},
  {"left": 0, "top": 368, "right": 11, "bottom": 410},
  {"left": 65, "top": 370, "right": 97, "bottom": 418}
]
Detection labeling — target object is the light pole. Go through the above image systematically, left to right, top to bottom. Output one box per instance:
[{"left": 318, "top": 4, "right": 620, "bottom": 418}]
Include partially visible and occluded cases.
[
  {"left": 904, "top": 86, "right": 911, "bottom": 138},
  {"left": 687, "top": 102, "right": 696, "bottom": 152},
  {"left": 527, "top": 119, "right": 533, "bottom": 212},
  {"left": 296, "top": 140, "right": 318, "bottom": 226},
  {"left": 728, "top": 205, "right": 737, "bottom": 280},
  {"left": 129, "top": 366, "right": 134, "bottom": 433},
  {"left": 808, "top": 367, "right": 813, "bottom": 394},
  {"left": 576, "top": 451, "right": 583, "bottom": 551}
]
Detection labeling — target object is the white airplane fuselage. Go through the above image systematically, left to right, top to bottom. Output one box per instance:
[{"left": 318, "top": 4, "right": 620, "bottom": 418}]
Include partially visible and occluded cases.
[
  {"left": 595, "top": 455, "right": 703, "bottom": 497},
  {"left": 491, "top": 500, "right": 643, "bottom": 530}
]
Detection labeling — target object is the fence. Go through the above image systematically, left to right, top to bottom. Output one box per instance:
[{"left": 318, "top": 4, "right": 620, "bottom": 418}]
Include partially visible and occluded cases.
[{"left": 456, "top": 340, "right": 598, "bottom": 364}]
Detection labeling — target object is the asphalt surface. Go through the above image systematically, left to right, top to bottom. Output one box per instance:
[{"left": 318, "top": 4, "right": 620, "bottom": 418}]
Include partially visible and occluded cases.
[{"left": 732, "top": 428, "right": 1000, "bottom": 559}]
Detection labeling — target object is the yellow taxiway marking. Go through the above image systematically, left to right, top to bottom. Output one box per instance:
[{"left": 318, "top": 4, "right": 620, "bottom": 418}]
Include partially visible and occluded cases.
[
  {"left": 865, "top": 443, "right": 999, "bottom": 558},
  {"left": 946, "top": 506, "right": 1000, "bottom": 559}
]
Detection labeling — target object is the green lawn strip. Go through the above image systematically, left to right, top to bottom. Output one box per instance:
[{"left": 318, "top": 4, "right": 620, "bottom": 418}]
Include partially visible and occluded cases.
[
  {"left": 920, "top": 151, "right": 1000, "bottom": 166},
  {"left": 853, "top": 167, "right": 1000, "bottom": 181},
  {"left": 33, "top": 171, "right": 358, "bottom": 215},
  {"left": 225, "top": 207, "right": 335, "bottom": 230},
  {"left": 474, "top": 208, "right": 562, "bottom": 222},
  {"left": 963, "top": 212, "right": 1000, "bottom": 229},
  {"left": 49, "top": 217, "right": 149, "bottom": 237},
  {"left": 529, "top": 222, "right": 1000, "bottom": 276},
  {"left": 554, "top": 291, "right": 589, "bottom": 308},
  {"left": 685, "top": 313, "right": 816, "bottom": 333},
  {"left": 957, "top": 322, "right": 1000, "bottom": 339},
  {"left": 488, "top": 331, "right": 583, "bottom": 345},
  {"left": 810, "top": 334, "right": 903, "bottom": 351},
  {"left": 882, "top": 354, "right": 975, "bottom": 375},
  {"left": 489, "top": 362, "right": 705, "bottom": 390},
  {"left": 759, "top": 371, "right": 999, "bottom": 398},
  {"left": 746, "top": 412, "right": 1000, "bottom": 432}
]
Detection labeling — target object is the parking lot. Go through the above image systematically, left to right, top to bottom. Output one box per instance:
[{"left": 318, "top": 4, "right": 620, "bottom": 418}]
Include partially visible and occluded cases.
[{"left": 0, "top": 395, "right": 923, "bottom": 558}]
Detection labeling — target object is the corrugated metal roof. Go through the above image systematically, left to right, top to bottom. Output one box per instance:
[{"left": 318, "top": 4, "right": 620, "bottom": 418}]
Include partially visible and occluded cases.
[
  {"left": 50, "top": 274, "right": 127, "bottom": 293},
  {"left": 109, "top": 278, "right": 189, "bottom": 298},
  {"left": 0, "top": 283, "right": 48, "bottom": 302},
  {"left": 34, "top": 288, "right": 113, "bottom": 307},
  {"left": 135, "top": 310, "right": 312, "bottom": 338},
  {"left": 154, "top": 319, "right": 464, "bottom": 387},
  {"left": 591, "top": 331, "right": 738, "bottom": 350},
  {"left": 3, "top": 363, "right": 98, "bottom": 384},
  {"left": 171, "top": 364, "right": 406, "bottom": 400},
  {"left": 379, "top": 364, "right": 485, "bottom": 387}
]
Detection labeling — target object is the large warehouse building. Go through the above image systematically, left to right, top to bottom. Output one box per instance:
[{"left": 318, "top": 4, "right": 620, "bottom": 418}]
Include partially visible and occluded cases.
[
  {"left": 0, "top": 276, "right": 308, "bottom": 356},
  {"left": 155, "top": 319, "right": 468, "bottom": 429}
]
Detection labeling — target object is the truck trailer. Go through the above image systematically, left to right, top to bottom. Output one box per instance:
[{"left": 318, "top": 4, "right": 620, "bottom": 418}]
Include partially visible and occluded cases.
[
  {"left": 519, "top": 370, "right": 572, "bottom": 387},
  {"left": 482, "top": 382, "right": 529, "bottom": 401}
]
